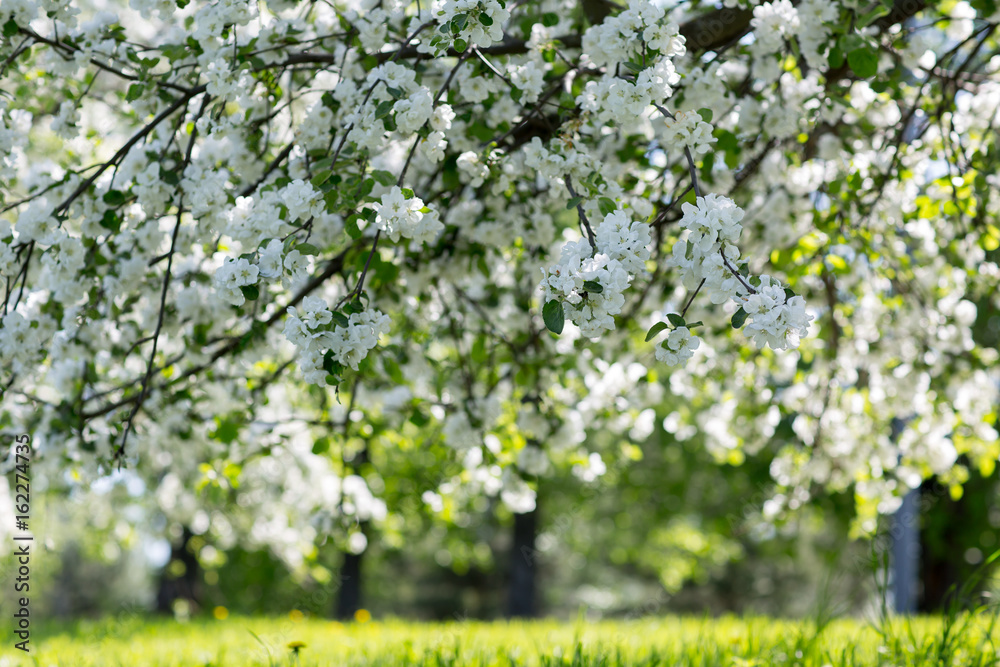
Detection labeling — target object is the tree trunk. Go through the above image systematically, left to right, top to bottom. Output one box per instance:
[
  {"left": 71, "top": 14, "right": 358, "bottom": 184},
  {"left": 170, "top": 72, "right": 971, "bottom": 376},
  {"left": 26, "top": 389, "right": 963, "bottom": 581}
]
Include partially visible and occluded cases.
[
  {"left": 917, "top": 475, "right": 996, "bottom": 612},
  {"left": 891, "top": 488, "right": 920, "bottom": 614},
  {"left": 507, "top": 506, "right": 538, "bottom": 618},
  {"left": 156, "top": 526, "right": 200, "bottom": 614},
  {"left": 335, "top": 545, "right": 363, "bottom": 619}
]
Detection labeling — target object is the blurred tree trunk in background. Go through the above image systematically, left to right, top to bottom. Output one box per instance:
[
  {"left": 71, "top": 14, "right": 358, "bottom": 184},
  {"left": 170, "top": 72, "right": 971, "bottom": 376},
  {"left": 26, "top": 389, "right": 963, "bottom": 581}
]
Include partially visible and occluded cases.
[
  {"left": 335, "top": 432, "right": 370, "bottom": 620},
  {"left": 918, "top": 474, "right": 997, "bottom": 612},
  {"left": 891, "top": 489, "right": 919, "bottom": 613},
  {"left": 507, "top": 506, "right": 538, "bottom": 618},
  {"left": 156, "top": 526, "right": 200, "bottom": 614},
  {"left": 335, "top": 545, "right": 363, "bottom": 620}
]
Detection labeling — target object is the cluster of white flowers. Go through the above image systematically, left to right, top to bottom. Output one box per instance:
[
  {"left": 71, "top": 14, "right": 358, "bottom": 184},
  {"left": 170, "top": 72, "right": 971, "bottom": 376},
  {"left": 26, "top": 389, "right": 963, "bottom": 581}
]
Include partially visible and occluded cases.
[
  {"left": 0, "top": 0, "right": 37, "bottom": 27},
  {"left": 191, "top": 0, "right": 255, "bottom": 41},
  {"left": 436, "top": 0, "right": 510, "bottom": 49},
  {"left": 572, "top": 0, "right": 687, "bottom": 125},
  {"left": 581, "top": 0, "right": 684, "bottom": 68},
  {"left": 750, "top": 0, "right": 800, "bottom": 54},
  {"left": 795, "top": 0, "right": 838, "bottom": 69},
  {"left": 202, "top": 58, "right": 253, "bottom": 101},
  {"left": 577, "top": 59, "right": 680, "bottom": 125},
  {"left": 508, "top": 60, "right": 545, "bottom": 103},
  {"left": 393, "top": 88, "right": 434, "bottom": 136},
  {"left": 295, "top": 100, "right": 335, "bottom": 150},
  {"left": 0, "top": 101, "right": 31, "bottom": 182},
  {"left": 49, "top": 101, "right": 79, "bottom": 140},
  {"left": 658, "top": 110, "right": 717, "bottom": 156},
  {"left": 521, "top": 137, "right": 596, "bottom": 183},
  {"left": 456, "top": 151, "right": 490, "bottom": 186},
  {"left": 281, "top": 179, "right": 323, "bottom": 223},
  {"left": 222, "top": 180, "right": 323, "bottom": 248},
  {"left": 371, "top": 186, "right": 443, "bottom": 245},
  {"left": 668, "top": 194, "right": 813, "bottom": 351},
  {"left": 669, "top": 194, "right": 746, "bottom": 304},
  {"left": 225, "top": 195, "right": 283, "bottom": 247},
  {"left": 15, "top": 199, "right": 62, "bottom": 246},
  {"left": 540, "top": 209, "right": 650, "bottom": 337},
  {"left": 595, "top": 210, "right": 652, "bottom": 273},
  {"left": 0, "top": 222, "right": 17, "bottom": 279},
  {"left": 38, "top": 235, "right": 87, "bottom": 304},
  {"left": 256, "top": 239, "right": 284, "bottom": 279},
  {"left": 214, "top": 257, "right": 259, "bottom": 306},
  {"left": 740, "top": 275, "right": 812, "bottom": 350},
  {"left": 283, "top": 296, "right": 391, "bottom": 385},
  {"left": 0, "top": 311, "right": 49, "bottom": 375},
  {"left": 655, "top": 326, "right": 701, "bottom": 366},
  {"left": 516, "top": 445, "right": 552, "bottom": 477},
  {"left": 572, "top": 452, "right": 607, "bottom": 483},
  {"left": 500, "top": 468, "right": 536, "bottom": 513}
]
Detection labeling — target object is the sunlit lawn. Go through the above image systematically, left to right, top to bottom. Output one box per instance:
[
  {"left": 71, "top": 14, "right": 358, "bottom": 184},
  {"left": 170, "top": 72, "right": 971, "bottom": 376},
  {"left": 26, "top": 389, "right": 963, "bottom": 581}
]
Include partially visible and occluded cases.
[{"left": 2, "top": 613, "right": 999, "bottom": 666}]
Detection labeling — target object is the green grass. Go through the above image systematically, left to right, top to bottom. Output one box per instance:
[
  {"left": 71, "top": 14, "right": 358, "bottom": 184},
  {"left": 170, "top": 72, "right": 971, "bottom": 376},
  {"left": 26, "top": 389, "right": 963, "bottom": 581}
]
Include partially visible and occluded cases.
[{"left": 2, "top": 613, "right": 1000, "bottom": 666}]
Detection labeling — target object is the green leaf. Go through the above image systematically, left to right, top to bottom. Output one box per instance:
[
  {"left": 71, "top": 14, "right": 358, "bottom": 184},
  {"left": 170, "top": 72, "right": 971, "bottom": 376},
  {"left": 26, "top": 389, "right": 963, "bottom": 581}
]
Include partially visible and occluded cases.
[
  {"left": 858, "top": 4, "right": 890, "bottom": 27},
  {"left": 541, "top": 12, "right": 559, "bottom": 27},
  {"left": 479, "top": 13, "right": 493, "bottom": 26},
  {"left": 3, "top": 20, "right": 19, "bottom": 38},
  {"left": 839, "top": 34, "right": 865, "bottom": 52},
  {"left": 453, "top": 38, "right": 468, "bottom": 52},
  {"left": 828, "top": 44, "right": 844, "bottom": 69},
  {"left": 847, "top": 46, "right": 878, "bottom": 78},
  {"left": 622, "top": 61, "right": 643, "bottom": 73},
  {"left": 125, "top": 83, "right": 145, "bottom": 102},
  {"left": 375, "top": 100, "right": 394, "bottom": 119},
  {"left": 697, "top": 107, "right": 713, "bottom": 123},
  {"left": 160, "top": 166, "right": 180, "bottom": 186},
  {"left": 372, "top": 169, "right": 396, "bottom": 186},
  {"left": 310, "top": 170, "right": 332, "bottom": 187},
  {"left": 102, "top": 190, "right": 126, "bottom": 207},
  {"left": 566, "top": 196, "right": 583, "bottom": 210},
  {"left": 598, "top": 197, "right": 616, "bottom": 217},
  {"left": 100, "top": 210, "right": 121, "bottom": 233},
  {"left": 346, "top": 215, "right": 363, "bottom": 239},
  {"left": 295, "top": 243, "right": 320, "bottom": 256},
  {"left": 582, "top": 280, "right": 603, "bottom": 294},
  {"left": 240, "top": 285, "right": 260, "bottom": 301},
  {"left": 783, "top": 287, "right": 796, "bottom": 300},
  {"left": 542, "top": 300, "right": 565, "bottom": 335},
  {"left": 731, "top": 307, "right": 748, "bottom": 329},
  {"left": 331, "top": 311, "right": 350, "bottom": 327},
  {"left": 666, "top": 313, "right": 685, "bottom": 328},
  {"left": 645, "top": 321, "right": 669, "bottom": 342},
  {"left": 686, "top": 321, "right": 703, "bottom": 328},
  {"left": 471, "top": 336, "right": 487, "bottom": 363},
  {"left": 322, "top": 353, "right": 345, "bottom": 380},
  {"left": 383, "top": 357, "right": 405, "bottom": 384},
  {"left": 409, "top": 407, "right": 429, "bottom": 427},
  {"left": 211, "top": 417, "right": 240, "bottom": 444},
  {"left": 312, "top": 437, "right": 330, "bottom": 455}
]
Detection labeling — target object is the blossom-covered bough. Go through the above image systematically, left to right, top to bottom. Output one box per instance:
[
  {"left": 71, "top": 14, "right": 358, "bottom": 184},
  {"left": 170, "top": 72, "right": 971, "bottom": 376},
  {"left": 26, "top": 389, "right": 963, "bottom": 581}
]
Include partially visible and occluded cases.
[{"left": 1, "top": 0, "right": 999, "bottom": 581}]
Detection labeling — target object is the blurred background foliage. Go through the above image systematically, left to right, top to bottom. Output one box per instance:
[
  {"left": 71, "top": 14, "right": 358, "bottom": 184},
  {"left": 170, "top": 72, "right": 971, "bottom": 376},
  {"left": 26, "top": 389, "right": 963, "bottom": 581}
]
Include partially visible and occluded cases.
[{"left": 5, "top": 420, "right": 998, "bottom": 622}]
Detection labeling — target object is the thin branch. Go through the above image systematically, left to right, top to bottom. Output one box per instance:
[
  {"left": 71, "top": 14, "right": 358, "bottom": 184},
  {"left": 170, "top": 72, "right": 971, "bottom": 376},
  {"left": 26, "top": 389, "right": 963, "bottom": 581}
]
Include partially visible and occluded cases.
[{"left": 564, "top": 177, "right": 597, "bottom": 251}]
